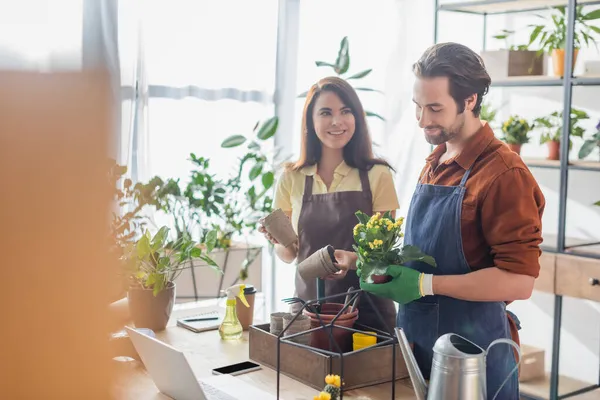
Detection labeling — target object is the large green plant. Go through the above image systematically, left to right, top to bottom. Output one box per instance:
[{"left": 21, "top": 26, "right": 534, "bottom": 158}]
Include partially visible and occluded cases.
[
  {"left": 528, "top": 6, "right": 600, "bottom": 52},
  {"left": 492, "top": 29, "right": 531, "bottom": 51},
  {"left": 299, "top": 36, "right": 384, "bottom": 121},
  {"left": 535, "top": 108, "right": 589, "bottom": 147},
  {"left": 578, "top": 120, "right": 600, "bottom": 160},
  {"left": 124, "top": 226, "right": 220, "bottom": 296}
]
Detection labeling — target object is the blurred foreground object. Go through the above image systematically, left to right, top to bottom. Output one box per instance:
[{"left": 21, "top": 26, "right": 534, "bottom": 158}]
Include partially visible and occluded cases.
[{"left": 0, "top": 71, "right": 115, "bottom": 399}]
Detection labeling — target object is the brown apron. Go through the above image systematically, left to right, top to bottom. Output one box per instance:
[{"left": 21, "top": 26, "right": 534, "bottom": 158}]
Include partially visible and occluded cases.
[{"left": 293, "top": 168, "right": 397, "bottom": 332}]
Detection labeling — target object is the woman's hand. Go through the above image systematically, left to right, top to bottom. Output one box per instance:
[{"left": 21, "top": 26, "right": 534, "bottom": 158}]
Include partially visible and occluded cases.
[
  {"left": 258, "top": 224, "right": 279, "bottom": 245},
  {"left": 333, "top": 249, "right": 358, "bottom": 271}
]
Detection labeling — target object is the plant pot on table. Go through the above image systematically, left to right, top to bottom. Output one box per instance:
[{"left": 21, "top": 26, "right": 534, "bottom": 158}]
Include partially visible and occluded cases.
[
  {"left": 127, "top": 282, "right": 176, "bottom": 331},
  {"left": 303, "top": 303, "right": 359, "bottom": 352}
]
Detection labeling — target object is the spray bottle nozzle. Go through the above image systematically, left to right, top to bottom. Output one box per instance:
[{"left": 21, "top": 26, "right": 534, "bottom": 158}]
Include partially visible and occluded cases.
[{"left": 225, "top": 284, "right": 249, "bottom": 307}]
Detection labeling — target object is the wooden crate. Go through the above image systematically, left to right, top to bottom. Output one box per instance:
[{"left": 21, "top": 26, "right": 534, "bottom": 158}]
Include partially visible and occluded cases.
[
  {"left": 480, "top": 50, "right": 545, "bottom": 78},
  {"left": 249, "top": 323, "right": 409, "bottom": 391},
  {"left": 519, "top": 345, "right": 545, "bottom": 382}
]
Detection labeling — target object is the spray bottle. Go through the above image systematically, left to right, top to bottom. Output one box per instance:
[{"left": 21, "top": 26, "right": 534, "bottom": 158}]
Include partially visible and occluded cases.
[{"left": 219, "top": 284, "right": 250, "bottom": 340}]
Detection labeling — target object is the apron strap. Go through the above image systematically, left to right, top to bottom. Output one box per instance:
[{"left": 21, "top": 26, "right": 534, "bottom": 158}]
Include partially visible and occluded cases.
[
  {"left": 459, "top": 167, "right": 472, "bottom": 187},
  {"left": 358, "top": 169, "right": 371, "bottom": 197},
  {"left": 303, "top": 175, "right": 314, "bottom": 199}
]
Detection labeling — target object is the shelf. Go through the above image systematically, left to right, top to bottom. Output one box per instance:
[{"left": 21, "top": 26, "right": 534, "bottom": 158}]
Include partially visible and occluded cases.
[
  {"left": 439, "top": 0, "right": 600, "bottom": 15},
  {"left": 491, "top": 75, "right": 600, "bottom": 87},
  {"left": 524, "top": 158, "right": 600, "bottom": 172},
  {"left": 541, "top": 233, "right": 600, "bottom": 259},
  {"left": 520, "top": 374, "right": 599, "bottom": 400}
]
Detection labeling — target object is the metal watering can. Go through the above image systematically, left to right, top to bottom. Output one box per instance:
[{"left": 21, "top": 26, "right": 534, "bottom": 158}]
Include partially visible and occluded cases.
[{"left": 395, "top": 328, "right": 521, "bottom": 400}]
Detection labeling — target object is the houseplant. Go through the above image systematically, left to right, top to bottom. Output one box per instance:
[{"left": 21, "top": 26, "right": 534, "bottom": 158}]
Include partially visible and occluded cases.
[
  {"left": 528, "top": 5, "right": 600, "bottom": 76},
  {"left": 481, "top": 29, "right": 544, "bottom": 78},
  {"left": 298, "top": 36, "right": 385, "bottom": 122},
  {"left": 535, "top": 108, "right": 590, "bottom": 160},
  {"left": 500, "top": 115, "right": 534, "bottom": 155},
  {"left": 578, "top": 120, "right": 600, "bottom": 161},
  {"left": 352, "top": 211, "right": 436, "bottom": 284},
  {"left": 123, "top": 226, "right": 220, "bottom": 331},
  {"left": 314, "top": 374, "right": 342, "bottom": 400}
]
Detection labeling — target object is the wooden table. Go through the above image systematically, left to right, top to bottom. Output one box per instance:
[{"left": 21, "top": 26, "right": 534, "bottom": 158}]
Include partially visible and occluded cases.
[{"left": 111, "top": 301, "right": 418, "bottom": 400}]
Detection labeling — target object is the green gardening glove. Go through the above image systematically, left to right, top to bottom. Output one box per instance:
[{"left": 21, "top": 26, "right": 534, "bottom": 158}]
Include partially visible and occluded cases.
[{"left": 359, "top": 265, "right": 423, "bottom": 305}]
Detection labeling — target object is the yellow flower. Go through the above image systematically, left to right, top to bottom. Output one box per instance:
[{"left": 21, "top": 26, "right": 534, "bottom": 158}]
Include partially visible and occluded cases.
[
  {"left": 369, "top": 212, "right": 381, "bottom": 224},
  {"left": 366, "top": 222, "right": 373, "bottom": 229},
  {"left": 325, "top": 374, "right": 342, "bottom": 387},
  {"left": 314, "top": 392, "right": 331, "bottom": 400}
]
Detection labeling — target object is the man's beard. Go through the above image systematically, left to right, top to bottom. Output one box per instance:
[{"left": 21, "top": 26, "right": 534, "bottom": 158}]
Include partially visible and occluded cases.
[{"left": 423, "top": 115, "right": 465, "bottom": 145}]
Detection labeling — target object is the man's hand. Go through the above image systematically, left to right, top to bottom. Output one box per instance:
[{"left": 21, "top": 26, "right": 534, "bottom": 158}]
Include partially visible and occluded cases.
[{"left": 359, "top": 265, "right": 423, "bottom": 305}]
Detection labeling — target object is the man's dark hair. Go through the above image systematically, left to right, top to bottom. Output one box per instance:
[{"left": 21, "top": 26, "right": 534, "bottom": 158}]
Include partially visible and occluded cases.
[{"left": 413, "top": 42, "right": 491, "bottom": 117}]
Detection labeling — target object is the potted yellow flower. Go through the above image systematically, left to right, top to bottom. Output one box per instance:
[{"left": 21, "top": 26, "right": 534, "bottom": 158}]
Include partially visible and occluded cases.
[
  {"left": 352, "top": 211, "right": 436, "bottom": 284},
  {"left": 314, "top": 374, "right": 342, "bottom": 400}
]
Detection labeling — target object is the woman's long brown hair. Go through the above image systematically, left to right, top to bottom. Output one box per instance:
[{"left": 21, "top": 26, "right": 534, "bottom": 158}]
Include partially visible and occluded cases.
[{"left": 288, "top": 76, "right": 393, "bottom": 172}]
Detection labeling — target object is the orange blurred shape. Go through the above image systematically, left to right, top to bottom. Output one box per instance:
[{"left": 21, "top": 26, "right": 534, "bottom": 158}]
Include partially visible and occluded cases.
[{"left": 0, "top": 71, "right": 116, "bottom": 400}]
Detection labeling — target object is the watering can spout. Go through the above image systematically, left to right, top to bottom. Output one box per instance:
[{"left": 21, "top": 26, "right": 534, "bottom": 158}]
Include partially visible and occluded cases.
[{"left": 395, "top": 327, "right": 428, "bottom": 400}]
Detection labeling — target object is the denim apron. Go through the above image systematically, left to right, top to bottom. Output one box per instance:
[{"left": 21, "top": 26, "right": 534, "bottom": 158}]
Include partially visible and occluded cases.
[
  {"left": 398, "top": 167, "right": 519, "bottom": 399},
  {"left": 294, "top": 169, "right": 397, "bottom": 332}
]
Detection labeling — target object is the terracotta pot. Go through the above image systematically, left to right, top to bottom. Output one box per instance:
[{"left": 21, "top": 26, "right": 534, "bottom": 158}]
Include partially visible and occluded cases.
[
  {"left": 552, "top": 49, "right": 579, "bottom": 77},
  {"left": 547, "top": 140, "right": 560, "bottom": 160},
  {"left": 507, "top": 143, "right": 522, "bottom": 155},
  {"left": 371, "top": 274, "right": 392, "bottom": 284},
  {"left": 127, "top": 282, "right": 175, "bottom": 331},
  {"left": 303, "top": 303, "right": 358, "bottom": 352}
]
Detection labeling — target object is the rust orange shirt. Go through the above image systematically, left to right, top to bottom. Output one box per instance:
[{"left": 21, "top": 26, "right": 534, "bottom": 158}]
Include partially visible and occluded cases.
[{"left": 419, "top": 122, "right": 546, "bottom": 278}]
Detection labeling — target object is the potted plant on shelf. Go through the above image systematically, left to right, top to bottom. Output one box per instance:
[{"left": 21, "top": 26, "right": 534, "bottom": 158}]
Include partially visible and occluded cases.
[
  {"left": 527, "top": 5, "right": 600, "bottom": 77},
  {"left": 481, "top": 29, "right": 544, "bottom": 79},
  {"left": 535, "top": 108, "right": 589, "bottom": 160},
  {"left": 500, "top": 115, "right": 534, "bottom": 155},
  {"left": 578, "top": 120, "right": 600, "bottom": 161},
  {"left": 123, "top": 226, "right": 220, "bottom": 331}
]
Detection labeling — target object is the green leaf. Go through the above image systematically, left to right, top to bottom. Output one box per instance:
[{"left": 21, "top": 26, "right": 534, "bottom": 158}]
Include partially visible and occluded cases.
[
  {"left": 583, "top": 9, "right": 600, "bottom": 20},
  {"left": 528, "top": 25, "right": 544, "bottom": 46},
  {"left": 589, "top": 25, "right": 600, "bottom": 35},
  {"left": 335, "top": 36, "right": 350, "bottom": 75},
  {"left": 315, "top": 61, "right": 336, "bottom": 69},
  {"left": 346, "top": 69, "right": 372, "bottom": 80},
  {"left": 354, "top": 87, "right": 383, "bottom": 94},
  {"left": 297, "top": 91, "right": 309, "bottom": 98},
  {"left": 365, "top": 111, "right": 385, "bottom": 121},
  {"left": 256, "top": 116, "right": 279, "bottom": 140},
  {"left": 221, "top": 135, "right": 247, "bottom": 148},
  {"left": 578, "top": 140, "right": 597, "bottom": 159},
  {"left": 248, "top": 141, "right": 260, "bottom": 151},
  {"left": 249, "top": 163, "right": 263, "bottom": 180},
  {"left": 262, "top": 171, "right": 274, "bottom": 189},
  {"left": 594, "top": 200, "right": 600, "bottom": 206},
  {"left": 355, "top": 210, "right": 370, "bottom": 225},
  {"left": 151, "top": 226, "right": 169, "bottom": 251},
  {"left": 205, "top": 229, "right": 218, "bottom": 253},
  {"left": 137, "top": 234, "right": 151, "bottom": 258},
  {"left": 398, "top": 245, "right": 437, "bottom": 267},
  {"left": 190, "top": 247, "right": 202, "bottom": 258},
  {"left": 200, "top": 254, "right": 223, "bottom": 273}
]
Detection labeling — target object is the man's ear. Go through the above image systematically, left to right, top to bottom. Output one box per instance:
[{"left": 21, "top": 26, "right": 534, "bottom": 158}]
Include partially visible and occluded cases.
[{"left": 465, "top": 93, "right": 478, "bottom": 113}]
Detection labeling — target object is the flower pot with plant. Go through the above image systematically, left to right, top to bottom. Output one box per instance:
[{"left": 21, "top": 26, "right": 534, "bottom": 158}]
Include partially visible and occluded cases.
[
  {"left": 528, "top": 6, "right": 600, "bottom": 77},
  {"left": 481, "top": 29, "right": 544, "bottom": 79},
  {"left": 535, "top": 108, "right": 589, "bottom": 160},
  {"left": 501, "top": 115, "right": 534, "bottom": 155},
  {"left": 578, "top": 120, "right": 600, "bottom": 161},
  {"left": 352, "top": 211, "right": 436, "bottom": 284},
  {"left": 123, "top": 226, "right": 221, "bottom": 331}
]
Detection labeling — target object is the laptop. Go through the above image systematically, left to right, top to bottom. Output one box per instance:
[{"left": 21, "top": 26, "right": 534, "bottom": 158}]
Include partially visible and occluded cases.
[{"left": 125, "top": 326, "right": 276, "bottom": 400}]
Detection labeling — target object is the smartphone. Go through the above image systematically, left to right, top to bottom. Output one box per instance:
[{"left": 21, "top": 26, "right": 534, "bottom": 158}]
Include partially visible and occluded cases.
[{"left": 211, "top": 361, "right": 262, "bottom": 376}]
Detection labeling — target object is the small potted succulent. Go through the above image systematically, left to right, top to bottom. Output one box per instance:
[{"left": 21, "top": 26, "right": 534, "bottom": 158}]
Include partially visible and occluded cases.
[
  {"left": 535, "top": 108, "right": 589, "bottom": 160},
  {"left": 500, "top": 115, "right": 534, "bottom": 155},
  {"left": 578, "top": 120, "right": 600, "bottom": 161},
  {"left": 353, "top": 211, "right": 436, "bottom": 284},
  {"left": 123, "top": 226, "right": 221, "bottom": 331}
]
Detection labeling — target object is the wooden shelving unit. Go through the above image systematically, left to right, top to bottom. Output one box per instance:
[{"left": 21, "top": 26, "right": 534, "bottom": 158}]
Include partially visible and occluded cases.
[{"left": 436, "top": 1, "right": 600, "bottom": 400}]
